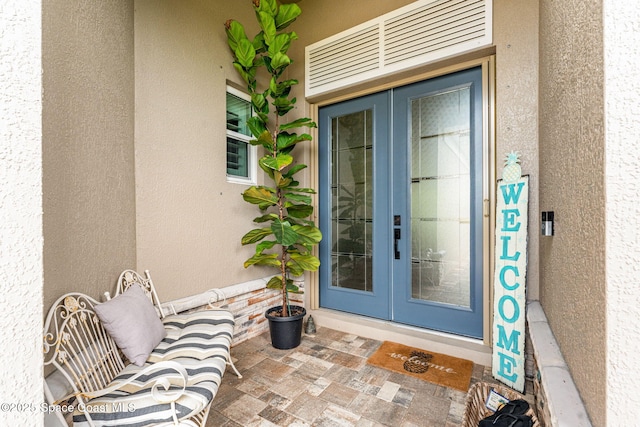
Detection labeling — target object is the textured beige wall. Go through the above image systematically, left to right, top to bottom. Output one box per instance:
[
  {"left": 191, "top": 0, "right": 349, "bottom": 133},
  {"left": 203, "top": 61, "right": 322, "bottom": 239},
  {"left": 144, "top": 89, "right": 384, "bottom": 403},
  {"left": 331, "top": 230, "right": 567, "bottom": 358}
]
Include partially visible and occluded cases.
[
  {"left": 42, "top": 0, "right": 136, "bottom": 311},
  {"left": 134, "top": 0, "right": 266, "bottom": 301},
  {"left": 293, "top": 0, "right": 415, "bottom": 44},
  {"left": 493, "top": 0, "right": 540, "bottom": 301},
  {"left": 1, "top": 1, "right": 44, "bottom": 424},
  {"left": 539, "top": 1, "right": 606, "bottom": 425}
]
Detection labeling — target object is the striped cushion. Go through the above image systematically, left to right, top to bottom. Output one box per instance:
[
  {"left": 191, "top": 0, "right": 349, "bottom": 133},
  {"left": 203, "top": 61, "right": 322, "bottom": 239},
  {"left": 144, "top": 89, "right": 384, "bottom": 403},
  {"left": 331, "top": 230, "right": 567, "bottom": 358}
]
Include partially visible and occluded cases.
[{"left": 73, "top": 309, "right": 234, "bottom": 427}]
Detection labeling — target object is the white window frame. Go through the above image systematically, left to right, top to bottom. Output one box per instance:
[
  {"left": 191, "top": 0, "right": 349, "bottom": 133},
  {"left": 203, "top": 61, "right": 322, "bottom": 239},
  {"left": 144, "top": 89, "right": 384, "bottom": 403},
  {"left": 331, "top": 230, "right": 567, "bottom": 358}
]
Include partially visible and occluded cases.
[{"left": 226, "top": 85, "right": 257, "bottom": 185}]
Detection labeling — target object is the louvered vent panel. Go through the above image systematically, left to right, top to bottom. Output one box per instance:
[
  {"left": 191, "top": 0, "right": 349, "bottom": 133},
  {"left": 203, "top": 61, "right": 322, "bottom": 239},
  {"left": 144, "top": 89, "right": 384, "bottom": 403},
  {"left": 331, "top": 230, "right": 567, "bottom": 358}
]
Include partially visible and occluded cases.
[
  {"left": 305, "top": 0, "right": 491, "bottom": 97},
  {"left": 384, "top": 0, "right": 486, "bottom": 65},
  {"left": 307, "top": 25, "right": 379, "bottom": 91}
]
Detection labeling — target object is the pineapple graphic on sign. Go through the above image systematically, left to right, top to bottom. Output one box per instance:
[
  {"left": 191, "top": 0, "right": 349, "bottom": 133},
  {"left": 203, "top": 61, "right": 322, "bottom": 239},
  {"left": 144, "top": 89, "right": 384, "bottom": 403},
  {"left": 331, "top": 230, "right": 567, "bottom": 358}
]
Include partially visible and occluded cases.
[{"left": 502, "top": 151, "right": 522, "bottom": 183}]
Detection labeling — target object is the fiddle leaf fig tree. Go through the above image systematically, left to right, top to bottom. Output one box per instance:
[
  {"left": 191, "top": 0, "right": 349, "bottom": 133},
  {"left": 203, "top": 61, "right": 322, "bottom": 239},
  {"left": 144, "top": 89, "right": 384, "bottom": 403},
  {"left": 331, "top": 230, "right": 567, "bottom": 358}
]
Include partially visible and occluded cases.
[{"left": 225, "top": 0, "right": 321, "bottom": 317}]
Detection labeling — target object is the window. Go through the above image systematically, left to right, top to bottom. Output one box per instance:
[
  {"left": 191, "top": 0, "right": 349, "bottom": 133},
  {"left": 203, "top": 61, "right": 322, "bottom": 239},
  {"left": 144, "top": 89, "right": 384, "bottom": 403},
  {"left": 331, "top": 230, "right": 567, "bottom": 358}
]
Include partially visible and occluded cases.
[{"left": 226, "top": 86, "right": 256, "bottom": 184}]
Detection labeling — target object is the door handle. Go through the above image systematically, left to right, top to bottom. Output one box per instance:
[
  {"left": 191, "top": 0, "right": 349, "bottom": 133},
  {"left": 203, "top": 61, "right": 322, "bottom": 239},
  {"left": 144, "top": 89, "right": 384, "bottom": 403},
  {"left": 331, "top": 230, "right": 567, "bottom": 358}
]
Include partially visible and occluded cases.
[{"left": 394, "top": 228, "right": 401, "bottom": 260}]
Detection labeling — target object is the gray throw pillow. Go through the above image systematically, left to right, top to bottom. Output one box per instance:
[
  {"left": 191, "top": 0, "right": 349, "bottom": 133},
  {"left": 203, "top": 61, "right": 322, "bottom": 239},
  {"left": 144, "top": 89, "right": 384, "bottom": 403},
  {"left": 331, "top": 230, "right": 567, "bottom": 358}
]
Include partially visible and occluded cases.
[{"left": 94, "top": 284, "right": 167, "bottom": 366}]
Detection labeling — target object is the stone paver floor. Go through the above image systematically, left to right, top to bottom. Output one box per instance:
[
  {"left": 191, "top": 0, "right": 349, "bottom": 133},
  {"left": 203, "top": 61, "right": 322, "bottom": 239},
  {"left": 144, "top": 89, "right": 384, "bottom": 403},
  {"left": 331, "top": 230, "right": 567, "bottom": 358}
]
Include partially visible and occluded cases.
[{"left": 207, "top": 327, "right": 525, "bottom": 427}]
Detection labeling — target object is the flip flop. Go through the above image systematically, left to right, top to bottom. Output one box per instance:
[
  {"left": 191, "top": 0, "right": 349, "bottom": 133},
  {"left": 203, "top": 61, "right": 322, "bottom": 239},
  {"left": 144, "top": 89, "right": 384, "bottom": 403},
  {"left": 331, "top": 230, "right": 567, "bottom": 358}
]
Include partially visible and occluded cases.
[
  {"left": 479, "top": 399, "right": 531, "bottom": 426},
  {"left": 496, "top": 399, "right": 530, "bottom": 415},
  {"left": 479, "top": 413, "right": 533, "bottom": 427}
]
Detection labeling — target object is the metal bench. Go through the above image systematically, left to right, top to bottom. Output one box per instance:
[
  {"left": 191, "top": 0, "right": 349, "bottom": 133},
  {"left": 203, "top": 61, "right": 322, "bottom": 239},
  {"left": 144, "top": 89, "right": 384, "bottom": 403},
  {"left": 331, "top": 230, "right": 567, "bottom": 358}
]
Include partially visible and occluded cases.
[{"left": 43, "top": 269, "right": 239, "bottom": 426}]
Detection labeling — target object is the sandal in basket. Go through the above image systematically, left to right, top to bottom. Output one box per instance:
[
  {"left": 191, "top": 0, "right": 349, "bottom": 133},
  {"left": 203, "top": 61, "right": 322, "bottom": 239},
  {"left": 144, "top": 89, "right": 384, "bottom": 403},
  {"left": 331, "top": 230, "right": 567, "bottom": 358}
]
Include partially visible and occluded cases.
[
  {"left": 479, "top": 399, "right": 530, "bottom": 427},
  {"left": 479, "top": 413, "right": 532, "bottom": 427}
]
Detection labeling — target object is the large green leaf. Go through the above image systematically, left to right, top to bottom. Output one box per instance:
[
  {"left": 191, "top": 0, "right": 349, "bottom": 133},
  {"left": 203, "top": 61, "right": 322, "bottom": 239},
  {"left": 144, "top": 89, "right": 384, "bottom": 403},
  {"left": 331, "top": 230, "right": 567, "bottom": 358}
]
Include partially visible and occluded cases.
[
  {"left": 256, "top": 0, "right": 278, "bottom": 16},
  {"left": 275, "top": 4, "right": 301, "bottom": 29},
  {"left": 258, "top": 11, "right": 276, "bottom": 45},
  {"left": 225, "top": 20, "right": 248, "bottom": 52},
  {"left": 252, "top": 31, "right": 266, "bottom": 53},
  {"left": 268, "top": 33, "right": 295, "bottom": 57},
  {"left": 235, "top": 38, "right": 256, "bottom": 69},
  {"left": 270, "top": 52, "right": 291, "bottom": 71},
  {"left": 269, "top": 77, "right": 279, "bottom": 99},
  {"left": 269, "top": 79, "right": 296, "bottom": 99},
  {"left": 269, "top": 83, "right": 291, "bottom": 102},
  {"left": 251, "top": 93, "right": 267, "bottom": 114},
  {"left": 273, "top": 96, "right": 294, "bottom": 116},
  {"left": 256, "top": 111, "right": 269, "bottom": 126},
  {"left": 247, "top": 117, "right": 267, "bottom": 138},
  {"left": 279, "top": 117, "right": 315, "bottom": 131},
  {"left": 253, "top": 130, "right": 274, "bottom": 150},
  {"left": 275, "top": 132, "right": 297, "bottom": 150},
  {"left": 276, "top": 132, "right": 311, "bottom": 151},
  {"left": 298, "top": 132, "right": 313, "bottom": 141},
  {"left": 260, "top": 153, "right": 293, "bottom": 171},
  {"left": 258, "top": 157, "right": 275, "bottom": 179},
  {"left": 282, "top": 164, "right": 307, "bottom": 179},
  {"left": 273, "top": 171, "right": 293, "bottom": 188},
  {"left": 242, "top": 186, "right": 277, "bottom": 209},
  {"left": 287, "top": 187, "right": 316, "bottom": 194},
  {"left": 284, "top": 192, "right": 311, "bottom": 204},
  {"left": 286, "top": 203, "right": 313, "bottom": 218},
  {"left": 253, "top": 213, "right": 278, "bottom": 223},
  {"left": 299, "top": 218, "right": 317, "bottom": 227},
  {"left": 271, "top": 219, "right": 298, "bottom": 246},
  {"left": 292, "top": 225, "right": 322, "bottom": 245},
  {"left": 241, "top": 227, "right": 273, "bottom": 245},
  {"left": 255, "top": 240, "right": 277, "bottom": 255},
  {"left": 244, "top": 253, "right": 281, "bottom": 268},
  {"left": 288, "top": 253, "right": 320, "bottom": 272},
  {"left": 285, "top": 262, "right": 303, "bottom": 277},
  {"left": 266, "top": 275, "right": 285, "bottom": 290},
  {"left": 268, "top": 275, "right": 302, "bottom": 294},
  {"left": 286, "top": 282, "right": 302, "bottom": 294}
]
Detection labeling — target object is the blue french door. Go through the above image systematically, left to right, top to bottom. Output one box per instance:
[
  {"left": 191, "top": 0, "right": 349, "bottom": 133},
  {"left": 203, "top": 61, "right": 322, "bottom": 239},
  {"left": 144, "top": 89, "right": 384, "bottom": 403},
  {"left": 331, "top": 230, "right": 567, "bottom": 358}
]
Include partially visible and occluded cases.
[
  {"left": 319, "top": 67, "right": 484, "bottom": 338},
  {"left": 318, "top": 92, "right": 391, "bottom": 319}
]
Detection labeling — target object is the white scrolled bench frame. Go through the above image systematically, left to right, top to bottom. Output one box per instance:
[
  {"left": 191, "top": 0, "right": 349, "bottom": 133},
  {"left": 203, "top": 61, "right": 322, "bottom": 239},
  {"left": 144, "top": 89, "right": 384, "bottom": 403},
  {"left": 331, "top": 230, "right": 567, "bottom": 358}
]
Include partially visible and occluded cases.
[{"left": 43, "top": 269, "right": 241, "bottom": 427}]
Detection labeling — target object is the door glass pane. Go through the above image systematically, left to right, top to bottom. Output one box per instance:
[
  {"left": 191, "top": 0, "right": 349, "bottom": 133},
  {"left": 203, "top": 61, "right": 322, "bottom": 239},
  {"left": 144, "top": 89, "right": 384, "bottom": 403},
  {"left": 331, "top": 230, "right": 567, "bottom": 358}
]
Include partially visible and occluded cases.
[
  {"left": 410, "top": 87, "right": 471, "bottom": 307},
  {"left": 331, "top": 110, "right": 373, "bottom": 291}
]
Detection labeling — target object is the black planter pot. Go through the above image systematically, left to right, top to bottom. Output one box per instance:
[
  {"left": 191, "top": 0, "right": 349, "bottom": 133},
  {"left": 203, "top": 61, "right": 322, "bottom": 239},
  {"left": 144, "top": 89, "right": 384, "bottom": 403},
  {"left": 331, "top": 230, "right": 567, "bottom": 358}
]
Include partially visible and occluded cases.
[{"left": 265, "top": 305, "right": 306, "bottom": 349}]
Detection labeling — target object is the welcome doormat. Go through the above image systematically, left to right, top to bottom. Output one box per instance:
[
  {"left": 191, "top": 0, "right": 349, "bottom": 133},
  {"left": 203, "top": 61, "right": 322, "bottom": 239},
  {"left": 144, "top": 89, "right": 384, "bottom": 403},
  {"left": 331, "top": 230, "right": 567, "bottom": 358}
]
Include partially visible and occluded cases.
[{"left": 367, "top": 341, "right": 473, "bottom": 392}]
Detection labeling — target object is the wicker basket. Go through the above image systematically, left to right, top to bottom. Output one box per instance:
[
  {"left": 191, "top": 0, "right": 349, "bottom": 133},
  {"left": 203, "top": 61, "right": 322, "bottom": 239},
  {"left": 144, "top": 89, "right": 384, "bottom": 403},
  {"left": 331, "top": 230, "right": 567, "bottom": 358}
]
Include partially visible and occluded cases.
[{"left": 461, "top": 382, "right": 540, "bottom": 427}]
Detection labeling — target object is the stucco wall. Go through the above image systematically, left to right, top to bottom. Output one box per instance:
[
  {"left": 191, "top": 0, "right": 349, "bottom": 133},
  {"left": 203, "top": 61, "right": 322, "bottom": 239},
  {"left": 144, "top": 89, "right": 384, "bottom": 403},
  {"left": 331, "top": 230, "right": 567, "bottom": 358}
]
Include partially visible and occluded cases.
[
  {"left": 42, "top": 0, "right": 136, "bottom": 310},
  {"left": 134, "top": 0, "right": 266, "bottom": 301},
  {"left": 493, "top": 0, "right": 539, "bottom": 301},
  {"left": 603, "top": 0, "right": 640, "bottom": 423},
  {"left": 0, "top": 1, "right": 44, "bottom": 425},
  {"left": 539, "top": 1, "right": 606, "bottom": 425}
]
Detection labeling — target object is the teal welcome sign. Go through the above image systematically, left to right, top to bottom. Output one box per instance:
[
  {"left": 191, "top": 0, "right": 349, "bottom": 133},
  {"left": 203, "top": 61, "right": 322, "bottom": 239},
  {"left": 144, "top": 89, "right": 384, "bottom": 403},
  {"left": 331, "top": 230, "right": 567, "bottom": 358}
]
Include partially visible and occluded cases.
[{"left": 492, "top": 152, "right": 528, "bottom": 392}]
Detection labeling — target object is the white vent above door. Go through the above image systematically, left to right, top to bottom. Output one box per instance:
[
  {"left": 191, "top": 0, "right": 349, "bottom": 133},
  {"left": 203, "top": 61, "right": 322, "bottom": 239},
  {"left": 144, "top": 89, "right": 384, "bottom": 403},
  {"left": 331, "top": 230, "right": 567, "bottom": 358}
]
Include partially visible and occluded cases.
[{"left": 305, "top": 0, "right": 492, "bottom": 98}]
